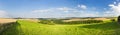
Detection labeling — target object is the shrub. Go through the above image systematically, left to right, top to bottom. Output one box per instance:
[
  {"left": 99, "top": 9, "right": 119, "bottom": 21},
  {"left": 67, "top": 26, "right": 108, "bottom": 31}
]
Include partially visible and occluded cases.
[
  {"left": 39, "top": 19, "right": 103, "bottom": 25},
  {"left": 111, "top": 19, "right": 115, "bottom": 22},
  {"left": 39, "top": 20, "right": 55, "bottom": 25},
  {"left": 63, "top": 20, "right": 103, "bottom": 24}
]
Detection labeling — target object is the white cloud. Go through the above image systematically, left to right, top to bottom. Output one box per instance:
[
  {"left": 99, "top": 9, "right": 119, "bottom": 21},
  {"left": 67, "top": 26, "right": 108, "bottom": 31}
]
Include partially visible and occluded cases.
[
  {"left": 103, "top": 1, "right": 120, "bottom": 17},
  {"left": 108, "top": 2, "right": 120, "bottom": 16},
  {"left": 114, "top": 2, "right": 117, "bottom": 4},
  {"left": 30, "top": 4, "right": 105, "bottom": 18},
  {"left": 78, "top": 4, "right": 87, "bottom": 9},
  {"left": 109, "top": 4, "right": 120, "bottom": 13},
  {"left": 31, "top": 6, "right": 102, "bottom": 18},
  {"left": 32, "top": 7, "right": 76, "bottom": 13},
  {"left": 57, "top": 7, "right": 70, "bottom": 12},
  {"left": 33, "top": 9, "right": 52, "bottom": 12},
  {"left": 0, "top": 10, "right": 8, "bottom": 17},
  {"left": 103, "top": 10, "right": 116, "bottom": 17},
  {"left": 79, "top": 11, "right": 100, "bottom": 17}
]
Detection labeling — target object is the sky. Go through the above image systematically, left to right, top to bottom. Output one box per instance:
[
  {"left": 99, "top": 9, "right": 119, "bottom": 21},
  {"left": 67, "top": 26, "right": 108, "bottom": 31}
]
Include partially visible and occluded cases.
[{"left": 0, "top": 0, "right": 120, "bottom": 18}]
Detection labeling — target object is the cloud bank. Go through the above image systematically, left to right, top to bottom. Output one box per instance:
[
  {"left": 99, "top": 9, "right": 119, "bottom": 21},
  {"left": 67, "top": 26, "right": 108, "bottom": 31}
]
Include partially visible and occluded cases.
[
  {"left": 1, "top": 0, "right": 120, "bottom": 18},
  {"left": 103, "top": 0, "right": 120, "bottom": 17},
  {"left": 31, "top": 4, "right": 100, "bottom": 18},
  {"left": 0, "top": 10, "right": 8, "bottom": 18}
]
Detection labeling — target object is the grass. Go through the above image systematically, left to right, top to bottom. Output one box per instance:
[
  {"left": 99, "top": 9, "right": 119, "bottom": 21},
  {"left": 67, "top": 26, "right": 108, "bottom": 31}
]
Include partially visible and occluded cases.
[{"left": 1, "top": 20, "right": 120, "bottom": 35}]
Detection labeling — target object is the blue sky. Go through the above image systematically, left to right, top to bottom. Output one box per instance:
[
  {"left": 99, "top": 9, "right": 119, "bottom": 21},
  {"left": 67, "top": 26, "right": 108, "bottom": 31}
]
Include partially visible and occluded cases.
[{"left": 0, "top": 0, "right": 120, "bottom": 18}]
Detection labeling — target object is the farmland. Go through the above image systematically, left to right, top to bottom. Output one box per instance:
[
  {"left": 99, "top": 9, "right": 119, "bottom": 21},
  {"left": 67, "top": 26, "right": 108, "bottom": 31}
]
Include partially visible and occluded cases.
[
  {"left": 0, "top": 18, "right": 17, "bottom": 32},
  {"left": 1, "top": 18, "right": 120, "bottom": 35}
]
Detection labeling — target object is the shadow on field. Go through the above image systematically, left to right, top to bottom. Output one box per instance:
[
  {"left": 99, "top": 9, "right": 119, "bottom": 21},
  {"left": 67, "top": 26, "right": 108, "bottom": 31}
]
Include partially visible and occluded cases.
[
  {"left": 1, "top": 21, "right": 23, "bottom": 35},
  {"left": 81, "top": 21, "right": 120, "bottom": 30}
]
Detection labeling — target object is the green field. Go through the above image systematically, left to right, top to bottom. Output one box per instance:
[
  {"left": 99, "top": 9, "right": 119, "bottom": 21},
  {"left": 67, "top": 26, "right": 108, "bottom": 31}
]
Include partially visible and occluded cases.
[{"left": 1, "top": 19, "right": 120, "bottom": 35}]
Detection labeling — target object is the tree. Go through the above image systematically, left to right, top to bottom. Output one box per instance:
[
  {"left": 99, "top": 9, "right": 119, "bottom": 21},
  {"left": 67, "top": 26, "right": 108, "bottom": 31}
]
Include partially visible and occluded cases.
[{"left": 118, "top": 16, "right": 120, "bottom": 24}]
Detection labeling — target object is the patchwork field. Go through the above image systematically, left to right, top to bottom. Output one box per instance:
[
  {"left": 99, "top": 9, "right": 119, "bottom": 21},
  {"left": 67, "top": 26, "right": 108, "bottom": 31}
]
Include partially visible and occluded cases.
[{"left": 1, "top": 18, "right": 120, "bottom": 35}]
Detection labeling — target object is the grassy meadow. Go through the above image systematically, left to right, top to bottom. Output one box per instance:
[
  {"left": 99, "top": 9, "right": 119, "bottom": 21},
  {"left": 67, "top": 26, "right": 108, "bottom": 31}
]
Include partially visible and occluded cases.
[{"left": 1, "top": 18, "right": 120, "bottom": 35}]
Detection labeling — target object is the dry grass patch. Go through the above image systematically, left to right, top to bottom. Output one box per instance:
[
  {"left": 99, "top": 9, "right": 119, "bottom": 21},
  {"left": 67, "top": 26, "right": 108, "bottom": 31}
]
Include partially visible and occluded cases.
[
  {"left": 0, "top": 18, "right": 16, "bottom": 23},
  {"left": 63, "top": 18, "right": 110, "bottom": 22}
]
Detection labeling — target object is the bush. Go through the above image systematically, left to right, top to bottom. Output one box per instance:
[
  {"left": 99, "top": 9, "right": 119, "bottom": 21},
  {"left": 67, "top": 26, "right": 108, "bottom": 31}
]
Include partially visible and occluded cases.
[
  {"left": 39, "top": 19, "right": 103, "bottom": 25},
  {"left": 52, "top": 19, "right": 103, "bottom": 24},
  {"left": 111, "top": 19, "right": 115, "bottom": 22},
  {"left": 39, "top": 20, "right": 55, "bottom": 25},
  {"left": 63, "top": 20, "right": 103, "bottom": 24}
]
